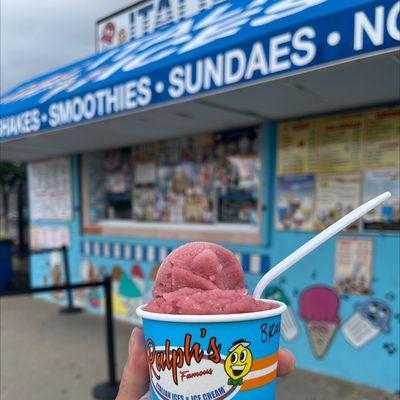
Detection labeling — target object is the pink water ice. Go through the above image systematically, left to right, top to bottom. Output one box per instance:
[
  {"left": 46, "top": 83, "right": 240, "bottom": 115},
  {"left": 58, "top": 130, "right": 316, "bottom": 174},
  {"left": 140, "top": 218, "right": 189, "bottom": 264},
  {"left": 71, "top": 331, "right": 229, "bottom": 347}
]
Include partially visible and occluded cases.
[{"left": 145, "top": 242, "right": 276, "bottom": 315}]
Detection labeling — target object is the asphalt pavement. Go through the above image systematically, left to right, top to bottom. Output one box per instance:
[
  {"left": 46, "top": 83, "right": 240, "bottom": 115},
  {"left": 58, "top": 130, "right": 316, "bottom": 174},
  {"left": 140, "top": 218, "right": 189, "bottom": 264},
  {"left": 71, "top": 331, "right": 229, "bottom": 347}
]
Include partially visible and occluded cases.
[{"left": 1, "top": 297, "right": 397, "bottom": 400}]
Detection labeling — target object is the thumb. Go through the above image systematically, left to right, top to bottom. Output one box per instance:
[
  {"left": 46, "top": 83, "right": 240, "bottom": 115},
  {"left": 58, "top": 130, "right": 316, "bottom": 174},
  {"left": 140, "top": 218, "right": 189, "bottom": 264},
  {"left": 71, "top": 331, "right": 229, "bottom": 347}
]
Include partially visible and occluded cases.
[{"left": 116, "top": 328, "right": 149, "bottom": 400}]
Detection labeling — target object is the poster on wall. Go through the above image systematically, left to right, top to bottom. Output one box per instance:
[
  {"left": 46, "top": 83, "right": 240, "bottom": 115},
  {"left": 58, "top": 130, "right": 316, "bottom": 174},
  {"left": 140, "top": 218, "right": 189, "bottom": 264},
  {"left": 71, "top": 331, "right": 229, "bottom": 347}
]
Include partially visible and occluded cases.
[
  {"left": 363, "top": 107, "right": 400, "bottom": 169},
  {"left": 317, "top": 114, "right": 363, "bottom": 174},
  {"left": 28, "top": 157, "right": 72, "bottom": 220},
  {"left": 362, "top": 169, "right": 400, "bottom": 231},
  {"left": 314, "top": 174, "right": 361, "bottom": 231},
  {"left": 275, "top": 175, "right": 314, "bottom": 231},
  {"left": 30, "top": 225, "right": 71, "bottom": 250},
  {"left": 334, "top": 238, "right": 374, "bottom": 295}
]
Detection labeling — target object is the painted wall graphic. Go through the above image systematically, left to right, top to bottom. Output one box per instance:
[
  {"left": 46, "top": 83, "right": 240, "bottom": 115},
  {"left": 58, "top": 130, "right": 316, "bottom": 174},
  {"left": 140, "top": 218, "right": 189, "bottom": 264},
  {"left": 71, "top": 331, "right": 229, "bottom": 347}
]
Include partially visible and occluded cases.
[
  {"left": 48, "top": 250, "right": 65, "bottom": 300},
  {"left": 78, "top": 259, "right": 102, "bottom": 309},
  {"left": 146, "top": 263, "right": 161, "bottom": 302},
  {"left": 111, "top": 264, "right": 145, "bottom": 321},
  {"left": 264, "top": 286, "right": 299, "bottom": 342},
  {"left": 299, "top": 286, "right": 340, "bottom": 358},
  {"left": 341, "top": 299, "right": 392, "bottom": 349}
]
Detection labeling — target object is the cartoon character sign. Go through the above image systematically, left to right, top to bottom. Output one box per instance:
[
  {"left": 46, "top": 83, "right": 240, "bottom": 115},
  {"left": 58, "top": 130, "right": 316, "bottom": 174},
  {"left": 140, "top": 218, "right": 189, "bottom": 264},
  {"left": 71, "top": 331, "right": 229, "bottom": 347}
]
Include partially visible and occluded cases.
[
  {"left": 101, "top": 22, "right": 115, "bottom": 44},
  {"left": 264, "top": 286, "right": 300, "bottom": 342},
  {"left": 299, "top": 286, "right": 341, "bottom": 358},
  {"left": 342, "top": 299, "right": 392, "bottom": 349},
  {"left": 224, "top": 339, "right": 253, "bottom": 386}
]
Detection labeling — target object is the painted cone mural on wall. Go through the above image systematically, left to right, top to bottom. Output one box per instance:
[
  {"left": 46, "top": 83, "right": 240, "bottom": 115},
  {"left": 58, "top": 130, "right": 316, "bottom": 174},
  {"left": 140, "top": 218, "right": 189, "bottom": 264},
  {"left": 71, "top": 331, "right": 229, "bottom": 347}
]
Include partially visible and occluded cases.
[
  {"left": 264, "top": 286, "right": 299, "bottom": 341},
  {"left": 299, "top": 286, "right": 341, "bottom": 358}
]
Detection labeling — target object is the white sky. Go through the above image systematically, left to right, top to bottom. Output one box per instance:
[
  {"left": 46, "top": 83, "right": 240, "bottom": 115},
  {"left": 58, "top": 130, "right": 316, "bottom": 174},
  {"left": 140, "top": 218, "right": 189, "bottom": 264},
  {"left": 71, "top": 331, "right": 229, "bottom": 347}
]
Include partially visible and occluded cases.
[{"left": 0, "top": 0, "right": 135, "bottom": 94}]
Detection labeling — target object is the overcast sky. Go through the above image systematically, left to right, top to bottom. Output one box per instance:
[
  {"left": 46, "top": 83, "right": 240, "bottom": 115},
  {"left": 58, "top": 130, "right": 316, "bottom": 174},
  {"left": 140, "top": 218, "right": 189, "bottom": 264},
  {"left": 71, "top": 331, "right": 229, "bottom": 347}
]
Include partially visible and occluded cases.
[{"left": 0, "top": 0, "right": 136, "bottom": 94}]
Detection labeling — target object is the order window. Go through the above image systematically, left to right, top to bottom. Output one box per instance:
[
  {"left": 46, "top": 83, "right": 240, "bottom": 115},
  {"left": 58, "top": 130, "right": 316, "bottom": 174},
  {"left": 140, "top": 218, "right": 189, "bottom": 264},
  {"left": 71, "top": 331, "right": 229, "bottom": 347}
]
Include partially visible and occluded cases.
[{"left": 81, "top": 127, "right": 262, "bottom": 243}]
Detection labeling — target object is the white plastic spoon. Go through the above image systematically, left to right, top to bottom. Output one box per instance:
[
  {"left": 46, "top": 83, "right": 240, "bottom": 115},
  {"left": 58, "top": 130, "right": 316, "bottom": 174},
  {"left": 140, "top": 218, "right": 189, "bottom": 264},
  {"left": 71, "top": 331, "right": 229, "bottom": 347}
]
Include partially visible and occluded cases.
[{"left": 253, "top": 191, "right": 392, "bottom": 300}]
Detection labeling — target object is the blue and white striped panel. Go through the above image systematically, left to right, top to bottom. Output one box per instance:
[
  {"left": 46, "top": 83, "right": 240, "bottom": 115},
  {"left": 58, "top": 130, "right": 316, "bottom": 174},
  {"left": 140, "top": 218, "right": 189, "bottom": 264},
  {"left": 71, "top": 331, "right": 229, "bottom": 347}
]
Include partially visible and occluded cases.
[
  {"left": 80, "top": 240, "right": 270, "bottom": 274},
  {"left": 113, "top": 243, "right": 122, "bottom": 259},
  {"left": 147, "top": 245, "right": 155, "bottom": 262}
]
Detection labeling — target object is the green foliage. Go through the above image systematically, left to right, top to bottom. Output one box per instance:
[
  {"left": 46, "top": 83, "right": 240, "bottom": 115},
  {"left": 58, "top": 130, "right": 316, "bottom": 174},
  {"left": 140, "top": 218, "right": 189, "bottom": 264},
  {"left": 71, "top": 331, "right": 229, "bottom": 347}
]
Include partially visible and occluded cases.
[{"left": 0, "top": 162, "right": 26, "bottom": 189}]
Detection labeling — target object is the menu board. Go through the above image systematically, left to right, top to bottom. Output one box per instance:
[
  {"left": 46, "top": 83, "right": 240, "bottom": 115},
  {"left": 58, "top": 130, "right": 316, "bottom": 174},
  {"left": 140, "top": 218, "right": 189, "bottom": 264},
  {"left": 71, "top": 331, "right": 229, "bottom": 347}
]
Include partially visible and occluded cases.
[
  {"left": 276, "top": 105, "right": 400, "bottom": 232},
  {"left": 364, "top": 107, "right": 400, "bottom": 169},
  {"left": 317, "top": 114, "right": 363, "bottom": 173},
  {"left": 277, "top": 120, "right": 317, "bottom": 175},
  {"left": 28, "top": 157, "right": 72, "bottom": 221},
  {"left": 314, "top": 174, "right": 361, "bottom": 231}
]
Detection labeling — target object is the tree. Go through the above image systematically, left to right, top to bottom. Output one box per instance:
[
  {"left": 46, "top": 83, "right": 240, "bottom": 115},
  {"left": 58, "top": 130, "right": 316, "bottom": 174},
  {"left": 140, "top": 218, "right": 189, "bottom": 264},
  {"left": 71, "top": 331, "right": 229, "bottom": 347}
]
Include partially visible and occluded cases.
[{"left": 0, "top": 162, "right": 26, "bottom": 238}]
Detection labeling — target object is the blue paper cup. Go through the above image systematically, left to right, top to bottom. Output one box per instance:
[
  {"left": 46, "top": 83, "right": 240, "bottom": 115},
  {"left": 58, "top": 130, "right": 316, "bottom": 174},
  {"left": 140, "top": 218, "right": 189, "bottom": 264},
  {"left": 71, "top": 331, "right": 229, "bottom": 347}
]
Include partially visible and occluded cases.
[{"left": 137, "top": 300, "right": 287, "bottom": 400}]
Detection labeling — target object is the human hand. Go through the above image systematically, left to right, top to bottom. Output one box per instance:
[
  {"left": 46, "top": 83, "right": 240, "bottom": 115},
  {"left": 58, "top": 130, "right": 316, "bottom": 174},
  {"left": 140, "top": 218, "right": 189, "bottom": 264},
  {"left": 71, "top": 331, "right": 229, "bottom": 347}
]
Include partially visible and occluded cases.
[{"left": 116, "top": 328, "right": 295, "bottom": 400}]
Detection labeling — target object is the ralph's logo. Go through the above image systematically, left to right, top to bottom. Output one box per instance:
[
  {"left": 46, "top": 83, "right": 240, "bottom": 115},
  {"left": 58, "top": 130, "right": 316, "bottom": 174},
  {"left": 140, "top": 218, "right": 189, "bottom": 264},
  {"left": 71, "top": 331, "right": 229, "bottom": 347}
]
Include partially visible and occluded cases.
[
  {"left": 146, "top": 329, "right": 221, "bottom": 385},
  {"left": 224, "top": 340, "right": 253, "bottom": 386}
]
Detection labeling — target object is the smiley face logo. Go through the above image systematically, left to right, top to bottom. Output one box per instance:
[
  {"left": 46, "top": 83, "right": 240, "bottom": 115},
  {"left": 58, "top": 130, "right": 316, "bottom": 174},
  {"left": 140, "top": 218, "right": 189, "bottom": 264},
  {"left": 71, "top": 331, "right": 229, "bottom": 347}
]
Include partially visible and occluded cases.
[{"left": 224, "top": 339, "right": 253, "bottom": 386}]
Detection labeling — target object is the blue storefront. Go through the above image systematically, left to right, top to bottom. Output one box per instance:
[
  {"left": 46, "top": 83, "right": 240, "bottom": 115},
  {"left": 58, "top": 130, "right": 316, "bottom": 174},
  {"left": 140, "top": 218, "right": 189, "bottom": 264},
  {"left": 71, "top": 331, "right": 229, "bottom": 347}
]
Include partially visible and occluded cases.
[{"left": 1, "top": 0, "right": 399, "bottom": 394}]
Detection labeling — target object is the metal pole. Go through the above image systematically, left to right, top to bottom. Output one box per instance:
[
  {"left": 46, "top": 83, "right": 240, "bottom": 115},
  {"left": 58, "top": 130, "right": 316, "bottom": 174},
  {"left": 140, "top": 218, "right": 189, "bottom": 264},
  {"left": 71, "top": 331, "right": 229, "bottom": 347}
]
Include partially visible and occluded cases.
[
  {"left": 60, "top": 245, "right": 82, "bottom": 314},
  {"left": 92, "top": 276, "right": 119, "bottom": 399},
  {"left": 105, "top": 276, "right": 117, "bottom": 385}
]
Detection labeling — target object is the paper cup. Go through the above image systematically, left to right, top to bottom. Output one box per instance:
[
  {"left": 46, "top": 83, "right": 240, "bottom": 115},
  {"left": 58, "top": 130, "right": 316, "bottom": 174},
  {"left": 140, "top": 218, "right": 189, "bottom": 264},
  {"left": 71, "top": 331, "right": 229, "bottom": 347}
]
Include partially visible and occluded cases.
[{"left": 137, "top": 300, "right": 287, "bottom": 400}]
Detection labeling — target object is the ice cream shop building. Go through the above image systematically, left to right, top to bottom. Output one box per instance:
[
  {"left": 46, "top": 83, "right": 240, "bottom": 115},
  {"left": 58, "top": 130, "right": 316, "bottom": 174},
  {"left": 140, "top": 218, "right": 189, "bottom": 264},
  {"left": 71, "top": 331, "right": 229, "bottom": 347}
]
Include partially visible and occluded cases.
[{"left": 1, "top": 0, "right": 399, "bottom": 393}]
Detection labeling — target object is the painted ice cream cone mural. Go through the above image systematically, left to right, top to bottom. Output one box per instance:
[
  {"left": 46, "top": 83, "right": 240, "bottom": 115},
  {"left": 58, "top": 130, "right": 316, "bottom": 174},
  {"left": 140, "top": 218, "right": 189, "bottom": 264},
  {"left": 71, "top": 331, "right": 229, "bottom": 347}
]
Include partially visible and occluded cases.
[
  {"left": 49, "top": 251, "right": 64, "bottom": 300},
  {"left": 79, "top": 260, "right": 101, "bottom": 308},
  {"left": 111, "top": 264, "right": 145, "bottom": 321},
  {"left": 264, "top": 286, "right": 299, "bottom": 341},
  {"left": 300, "top": 286, "right": 340, "bottom": 358},
  {"left": 342, "top": 299, "right": 392, "bottom": 349}
]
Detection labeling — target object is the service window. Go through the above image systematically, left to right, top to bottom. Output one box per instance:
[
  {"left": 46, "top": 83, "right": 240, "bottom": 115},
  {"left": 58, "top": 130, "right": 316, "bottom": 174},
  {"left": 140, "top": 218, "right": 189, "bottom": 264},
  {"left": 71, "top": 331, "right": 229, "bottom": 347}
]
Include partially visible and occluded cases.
[{"left": 81, "top": 127, "right": 262, "bottom": 244}]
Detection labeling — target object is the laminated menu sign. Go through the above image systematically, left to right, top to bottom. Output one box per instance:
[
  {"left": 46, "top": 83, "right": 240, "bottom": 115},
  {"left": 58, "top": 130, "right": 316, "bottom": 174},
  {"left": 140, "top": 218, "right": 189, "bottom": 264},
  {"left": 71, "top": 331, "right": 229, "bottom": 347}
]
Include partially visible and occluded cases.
[
  {"left": 364, "top": 107, "right": 400, "bottom": 169},
  {"left": 317, "top": 115, "right": 363, "bottom": 173},
  {"left": 277, "top": 120, "right": 317, "bottom": 175},
  {"left": 28, "top": 157, "right": 72, "bottom": 221},
  {"left": 362, "top": 169, "right": 400, "bottom": 231},
  {"left": 314, "top": 174, "right": 361, "bottom": 231},
  {"left": 276, "top": 175, "right": 314, "bottom": 231},
  {"left": 30, "top": 225, "right": 71, "bottom": 249},
  {"left": 334, "top": 238, "right": 374, "bottom": 295}
]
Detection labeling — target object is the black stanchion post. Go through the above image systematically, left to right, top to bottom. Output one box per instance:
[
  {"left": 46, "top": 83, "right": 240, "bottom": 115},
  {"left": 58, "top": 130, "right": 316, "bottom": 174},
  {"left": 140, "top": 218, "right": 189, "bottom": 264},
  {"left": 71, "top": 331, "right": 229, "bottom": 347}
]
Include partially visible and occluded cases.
[
  {"left": 60, "top": 245, "right": 82, "bottom": 314},
  {"left": 93, "top": 276, "right": 119, "bottom": 399}
]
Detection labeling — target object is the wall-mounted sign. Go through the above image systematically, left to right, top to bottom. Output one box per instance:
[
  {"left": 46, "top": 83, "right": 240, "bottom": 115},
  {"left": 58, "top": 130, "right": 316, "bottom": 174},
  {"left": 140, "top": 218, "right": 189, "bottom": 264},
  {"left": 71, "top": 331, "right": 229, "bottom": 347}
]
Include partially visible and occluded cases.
[
  {"left": 2, "top": 0, "right": 399, "bottom": 138},
  {"left": 96, "top": 0, "right": 226, "bottom": 52},
  {"left": 276, "top": 105, "right": 400, "bottom": 233},
  {"left": 28, "top": 157, "right": 72, "bottom": 221},
  {"left": 30, "top": 225, "right": 71, "bottom": 249},
  {"left": 334, "top": 238, "right": 374, "bottom": 295}
]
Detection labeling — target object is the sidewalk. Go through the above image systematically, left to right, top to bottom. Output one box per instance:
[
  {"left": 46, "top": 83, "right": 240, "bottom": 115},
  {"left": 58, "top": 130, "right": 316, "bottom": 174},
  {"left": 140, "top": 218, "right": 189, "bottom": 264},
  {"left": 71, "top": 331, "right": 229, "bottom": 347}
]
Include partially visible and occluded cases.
[{"left": 0, "top": 297, "right": 397, "bottom": 400}]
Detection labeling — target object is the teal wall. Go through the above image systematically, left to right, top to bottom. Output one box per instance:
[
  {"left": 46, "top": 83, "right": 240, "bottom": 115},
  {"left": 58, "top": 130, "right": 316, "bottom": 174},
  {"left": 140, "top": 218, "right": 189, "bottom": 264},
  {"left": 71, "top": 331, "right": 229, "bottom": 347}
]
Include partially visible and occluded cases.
[{"left": 30, "top": 122, "right": 400, "bottom": 393}]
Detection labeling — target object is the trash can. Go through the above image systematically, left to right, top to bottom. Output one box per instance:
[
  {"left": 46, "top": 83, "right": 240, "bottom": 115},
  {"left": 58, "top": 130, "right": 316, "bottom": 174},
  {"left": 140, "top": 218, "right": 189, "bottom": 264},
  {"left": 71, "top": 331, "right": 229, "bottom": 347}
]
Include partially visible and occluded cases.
[{"left": 0, "top": 239, "right": 13, "bottom": 290}]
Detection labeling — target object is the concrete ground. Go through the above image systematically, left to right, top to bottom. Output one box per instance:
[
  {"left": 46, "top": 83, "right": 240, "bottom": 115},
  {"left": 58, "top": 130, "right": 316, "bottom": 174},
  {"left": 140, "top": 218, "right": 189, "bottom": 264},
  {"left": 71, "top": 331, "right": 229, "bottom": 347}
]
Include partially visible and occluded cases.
[{"left": 1, "top": 297, "right": 397, "bottom": 400}]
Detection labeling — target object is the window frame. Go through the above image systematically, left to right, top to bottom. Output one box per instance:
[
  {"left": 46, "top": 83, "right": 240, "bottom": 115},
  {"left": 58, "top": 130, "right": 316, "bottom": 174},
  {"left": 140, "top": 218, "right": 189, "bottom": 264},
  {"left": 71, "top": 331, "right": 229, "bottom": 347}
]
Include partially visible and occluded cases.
[{"left": 80, "top": 127, "right": 265, "bottom": 245}]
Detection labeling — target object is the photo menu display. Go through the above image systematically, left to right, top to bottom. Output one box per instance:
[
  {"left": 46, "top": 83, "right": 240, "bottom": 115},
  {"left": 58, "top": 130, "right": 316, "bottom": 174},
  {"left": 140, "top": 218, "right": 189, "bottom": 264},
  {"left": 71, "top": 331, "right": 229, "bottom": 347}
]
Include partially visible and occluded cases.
[{"left": 276, "top": 106, "right": 400, "bottom": 232}]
